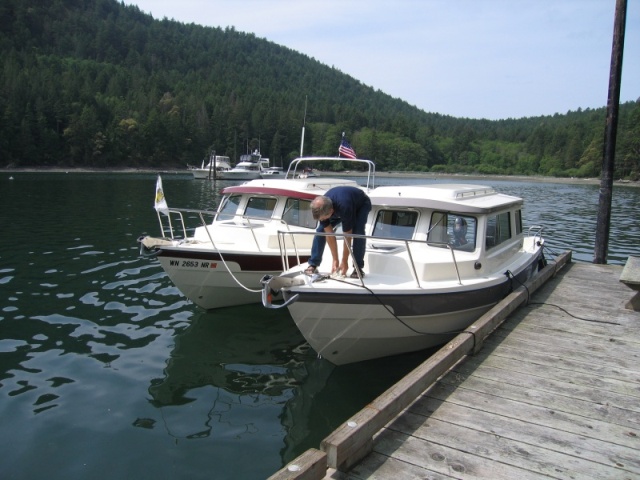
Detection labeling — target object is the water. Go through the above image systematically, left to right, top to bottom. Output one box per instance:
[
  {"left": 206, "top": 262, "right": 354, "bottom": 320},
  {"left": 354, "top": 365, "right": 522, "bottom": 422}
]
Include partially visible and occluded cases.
[{"left": 1, "top": 172, "right": 639, "bottom": 479}]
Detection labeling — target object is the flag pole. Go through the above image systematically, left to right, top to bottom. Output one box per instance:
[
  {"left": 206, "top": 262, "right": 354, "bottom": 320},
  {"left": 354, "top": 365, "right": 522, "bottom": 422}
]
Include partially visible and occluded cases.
[
  {"left": 300, "top": 96, "right": 307, "bottom": 157},
  {"left": 154, "top": 175, "right": 173, "bottom": 238}
]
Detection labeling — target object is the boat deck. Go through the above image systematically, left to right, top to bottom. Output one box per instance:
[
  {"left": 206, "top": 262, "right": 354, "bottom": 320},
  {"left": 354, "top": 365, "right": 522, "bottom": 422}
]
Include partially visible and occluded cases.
[{"left": 270, "top": 254, "right": 640, "bottom": 479}]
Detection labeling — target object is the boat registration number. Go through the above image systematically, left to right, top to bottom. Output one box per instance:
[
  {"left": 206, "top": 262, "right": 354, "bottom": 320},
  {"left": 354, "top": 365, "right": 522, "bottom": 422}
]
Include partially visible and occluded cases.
[{"left": 169, "top": 259, "right": 218, "bottom": 269}]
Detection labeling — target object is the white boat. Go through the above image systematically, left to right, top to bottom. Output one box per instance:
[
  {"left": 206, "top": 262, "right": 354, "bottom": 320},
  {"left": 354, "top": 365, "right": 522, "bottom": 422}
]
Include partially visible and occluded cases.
[
  {"left": 218, "top": 150, "right": 269, "bottom": 180},
  {"left": 190, "top": 153, "right": 232, "bottom": 179},
  {"left": 139, "top": 157, "right": 376, "bottom": 309},
  {"left": 260, "top": 166, "right": 284, "bottom": 178},
  {"left": 296, "top": 167, "right": 318, "bottom": 178},
  {"left": 261, "top": 184, "right": 546, "bottom": 365}
]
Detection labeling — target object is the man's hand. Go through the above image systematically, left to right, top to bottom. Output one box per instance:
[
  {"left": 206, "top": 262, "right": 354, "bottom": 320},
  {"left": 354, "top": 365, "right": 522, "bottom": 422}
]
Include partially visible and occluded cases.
[
  {"left": 331, "top": 259, "right": 340, "bottom": 274},
  {"left": 338, "top": 261, "right": 348, "bottom": 276}
]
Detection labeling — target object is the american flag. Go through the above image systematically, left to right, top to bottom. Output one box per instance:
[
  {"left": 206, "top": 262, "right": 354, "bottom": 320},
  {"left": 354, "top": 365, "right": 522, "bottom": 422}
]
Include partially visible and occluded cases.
[{"left": 338, "top": 136, "right": 357, "bottom": 159}]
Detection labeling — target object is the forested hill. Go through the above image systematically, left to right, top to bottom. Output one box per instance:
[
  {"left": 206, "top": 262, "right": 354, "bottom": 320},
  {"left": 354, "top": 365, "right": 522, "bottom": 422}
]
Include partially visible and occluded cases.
[{"left": 1, "top": 0, "right": 638, "bottom": 178}]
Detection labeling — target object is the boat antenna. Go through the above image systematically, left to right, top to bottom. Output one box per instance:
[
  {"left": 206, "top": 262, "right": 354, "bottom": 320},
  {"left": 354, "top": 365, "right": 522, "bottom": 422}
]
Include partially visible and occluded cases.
[{"left": 300, "top": 96, "right": 307, "bottom": 157}]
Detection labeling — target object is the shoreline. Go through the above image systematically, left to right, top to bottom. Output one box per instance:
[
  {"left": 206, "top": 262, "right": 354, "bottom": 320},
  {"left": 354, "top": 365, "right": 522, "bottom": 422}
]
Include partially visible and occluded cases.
[{"left": 4, "top": 167, "right": 639, "bottom": 188}]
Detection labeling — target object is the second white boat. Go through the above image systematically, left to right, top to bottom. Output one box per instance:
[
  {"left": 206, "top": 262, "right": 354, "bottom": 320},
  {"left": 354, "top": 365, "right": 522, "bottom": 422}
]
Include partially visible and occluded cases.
[{"left": 262, "top": 184, "right": 546, "bottom": 365}]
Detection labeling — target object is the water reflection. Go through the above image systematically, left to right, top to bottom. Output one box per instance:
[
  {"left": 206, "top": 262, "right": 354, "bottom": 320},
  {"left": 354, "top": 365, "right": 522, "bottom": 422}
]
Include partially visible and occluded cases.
[
  {"left": 146, "top": 305, "right": 336, "bottom": 459},
  {"left": 149, "top": 308, "right": 310, "bottom": 406}
]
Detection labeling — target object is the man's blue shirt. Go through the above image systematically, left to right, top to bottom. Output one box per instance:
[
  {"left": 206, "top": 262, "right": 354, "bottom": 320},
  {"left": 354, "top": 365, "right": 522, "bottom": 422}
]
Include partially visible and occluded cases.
[{"left": 319, "top": 186, "right": 370, "bottom": 232}]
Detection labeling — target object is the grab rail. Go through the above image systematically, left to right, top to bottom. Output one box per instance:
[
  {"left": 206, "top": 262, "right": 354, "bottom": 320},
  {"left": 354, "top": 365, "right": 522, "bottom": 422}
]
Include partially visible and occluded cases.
[
  {"left": 285, "top": 156, "right": 377, "bottom": 191},
  {"left": 153, "top": 206, "right": 306, "bottom": 255},
  {"left": 154, "top": 208, "right": 191, "bottom": 239},
  {"left": 528, "top": 225, "right": 544, "bottom": 248},
  {"left": 273, "top": 230, "right": 467, "bottom": 289}
]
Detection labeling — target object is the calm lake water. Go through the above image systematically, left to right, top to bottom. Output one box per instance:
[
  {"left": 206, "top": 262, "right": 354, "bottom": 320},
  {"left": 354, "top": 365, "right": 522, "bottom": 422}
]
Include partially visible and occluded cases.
[{"left": 1, "top": 172, "right": 639, "bottom": 479}]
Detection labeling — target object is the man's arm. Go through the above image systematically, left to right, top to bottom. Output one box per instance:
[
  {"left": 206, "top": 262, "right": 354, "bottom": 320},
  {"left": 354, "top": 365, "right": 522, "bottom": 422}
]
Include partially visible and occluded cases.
[
  {"left": 324, "top": 224, "right": 340, "bottom": 273},
  {"left": 340, "top": 229, "right": 352, "bottom": 275}
]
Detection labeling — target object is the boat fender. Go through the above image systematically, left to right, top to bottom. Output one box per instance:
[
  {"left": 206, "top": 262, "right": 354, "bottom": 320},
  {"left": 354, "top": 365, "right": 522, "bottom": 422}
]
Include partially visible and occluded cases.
[
  {"left": 138, "top": 235, "right": 176, "bottom": 249},
  {"left": 538, "top": 251, "right": 547, "bottom": 270},
  {"left": 505, "top": 270, "right": 515, "bottom": 294},
  {"left": 260, "top": 275, "right": 300, "bottom": 309}
]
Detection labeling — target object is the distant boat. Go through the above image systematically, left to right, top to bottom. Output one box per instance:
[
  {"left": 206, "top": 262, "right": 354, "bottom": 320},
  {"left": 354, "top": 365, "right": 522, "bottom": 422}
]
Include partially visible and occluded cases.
[
  {"left": 218, "top": 150, "right": 269, "bottom": 181},
  {"left": 190, "top": 152, "right": 232, "bottom": 179},
  {"left": 260, "top": 166, "right": 284, "bottom": 178},
  {"left": 297, "top": 167, "right": 318, "bottom": 178}
]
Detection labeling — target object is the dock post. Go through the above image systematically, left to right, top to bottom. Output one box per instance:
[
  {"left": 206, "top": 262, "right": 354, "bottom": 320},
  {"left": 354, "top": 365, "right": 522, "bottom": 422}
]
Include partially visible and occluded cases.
[{"left": 594, "top": 0, "right": 627, "bottom": 264}]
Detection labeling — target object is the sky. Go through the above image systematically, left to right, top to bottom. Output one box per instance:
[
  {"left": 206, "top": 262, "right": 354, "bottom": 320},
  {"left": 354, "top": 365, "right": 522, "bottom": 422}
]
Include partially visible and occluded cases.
[{"left": 127, "top": 0, "right": 639, "bottom": 120}]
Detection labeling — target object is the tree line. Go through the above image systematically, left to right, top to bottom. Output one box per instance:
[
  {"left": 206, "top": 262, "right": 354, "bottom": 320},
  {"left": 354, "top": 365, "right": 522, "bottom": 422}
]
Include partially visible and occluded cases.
[{"left": 1, "top": 0, "right": 638, "bottom": 179}]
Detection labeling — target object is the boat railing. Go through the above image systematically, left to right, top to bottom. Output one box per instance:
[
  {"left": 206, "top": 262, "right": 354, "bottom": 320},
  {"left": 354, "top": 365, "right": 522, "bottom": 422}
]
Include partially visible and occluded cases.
[
  {"left": 285, "top": 156, "right": 376, "bottom": 190},
  {"left": 154, "top": 207, "right": 312, "bottom": 255},
  {"left": 154, "top": 208, "right": 192, "bottom": 239},
  {"left": 213, "top": 213, "right": 315, "bottom": 254},
  {"left": 528, "top": 225, "right": 544, "bottom": 247},
  {"left": 274, "top": 230, "right": 465, "bottom": 287},
  {"left": 431, "top": 241, "right": 463, "bottom": 285}
]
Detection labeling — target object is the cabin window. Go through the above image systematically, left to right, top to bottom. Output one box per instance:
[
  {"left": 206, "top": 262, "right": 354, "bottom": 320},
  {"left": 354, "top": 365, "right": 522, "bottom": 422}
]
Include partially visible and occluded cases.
[
  {"left": 218, "top": 194, "right": 242, "bottom": 220},
  {"left": 245, "top": 196, "right": 277, "bottom": 219},
  {"left": 282, "top": 199, "right": 315, "bottom": 228},
  {"left": 515, "top": 209, "right": 523, "bottom": 235},
  {"left": 372, "top": 210, "right": 418, "bottom": 240},
  {"left": 427, "top": 212, "right": 476, "bottom": 251},
  {"left": 427, "top": 212, "right": 448, "bottom": 246},
  {"left": 486, "top": 212, "right": 511, "bottom": 249},
  {"left": 447, "top": 215, "right": 476, "bottom": 251}
]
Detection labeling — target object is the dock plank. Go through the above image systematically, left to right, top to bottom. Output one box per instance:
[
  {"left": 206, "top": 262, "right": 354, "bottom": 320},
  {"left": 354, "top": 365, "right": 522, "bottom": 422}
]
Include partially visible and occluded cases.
[
  {"left": 499, "top": 309, "right": 640, "bottom": 340},
  {"left": 482, "top": 328, "right": 640, "bottom": 369},
  {"left": 470, "top": 341, "right": 640, "bottom": 395},
  {"left": 464, "top": 347, "right": 640, "bottom": 400},
  {"left": 452, "top": 356, "right": 640, "bottom": 407},
  {"left": 435, "top": 371, "right": 640, "bottom": 431},
  {"left": 425, "top": 378, "right": 640, "bottom": 443},
  {"left": 403, "top": 398, "right": 640, "bottom": 474},
  {"left": 383, "top": 412, "right": 636, "bottom": 479},
  {"left": 367, "top": 429, "right": 554, "bottom": 480},
  {"left": 335, "top": 451, "right": 455, "bottom": 480}
]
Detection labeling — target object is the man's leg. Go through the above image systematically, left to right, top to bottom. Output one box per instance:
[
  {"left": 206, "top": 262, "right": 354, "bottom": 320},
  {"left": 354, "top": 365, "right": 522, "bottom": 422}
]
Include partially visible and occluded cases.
[
  {"left": 352, "top": 201, "right": 371, "bottom": 270},
  {"left": 308, "top": 223, "right": 326, "bottom": 267}
]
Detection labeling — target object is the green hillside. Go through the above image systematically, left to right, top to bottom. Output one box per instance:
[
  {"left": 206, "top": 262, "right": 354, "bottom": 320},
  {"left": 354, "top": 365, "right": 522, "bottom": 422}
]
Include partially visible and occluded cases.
[{"left": 1, "top": 0, "right": 638, "bottom": 178}]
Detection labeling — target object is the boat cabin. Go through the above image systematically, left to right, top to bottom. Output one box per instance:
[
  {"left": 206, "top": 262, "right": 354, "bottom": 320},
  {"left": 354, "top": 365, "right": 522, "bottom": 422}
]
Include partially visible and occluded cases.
[
  {"left": 215, "top": 177, "right": 365, "bottom": 230},
  {"left": 368, "top": 184, "right": 526, "bottom": 257}
]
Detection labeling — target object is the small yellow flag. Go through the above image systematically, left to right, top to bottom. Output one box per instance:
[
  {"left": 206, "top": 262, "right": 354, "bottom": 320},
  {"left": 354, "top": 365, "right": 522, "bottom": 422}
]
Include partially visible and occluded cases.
[{"left": 154, "top": 175, "right": 169, "bottom": 214}]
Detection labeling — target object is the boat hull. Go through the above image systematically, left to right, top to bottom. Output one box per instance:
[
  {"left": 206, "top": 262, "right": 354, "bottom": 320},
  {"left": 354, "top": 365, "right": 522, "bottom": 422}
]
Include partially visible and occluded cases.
[
  {"left": 192, "top": 169, "right": 227, "bottom": 179},
  {"left": 217, "top": 172, "right": 262, "bottom": 180},
  {"left": 157, "top": 249, "right": 310, "bottom": 309},
  {"left": 281, "top": 250, "right": 543, "bottom": 365},
  {"left": 287, "top": 299, "right": 493, "bottom": 365}
]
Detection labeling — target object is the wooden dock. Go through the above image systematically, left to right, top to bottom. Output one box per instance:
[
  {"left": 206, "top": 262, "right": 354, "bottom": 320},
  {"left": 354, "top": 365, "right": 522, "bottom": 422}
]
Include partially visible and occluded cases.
[{"left": 270, "top": 252, "right": 640, "bottom": 479}]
